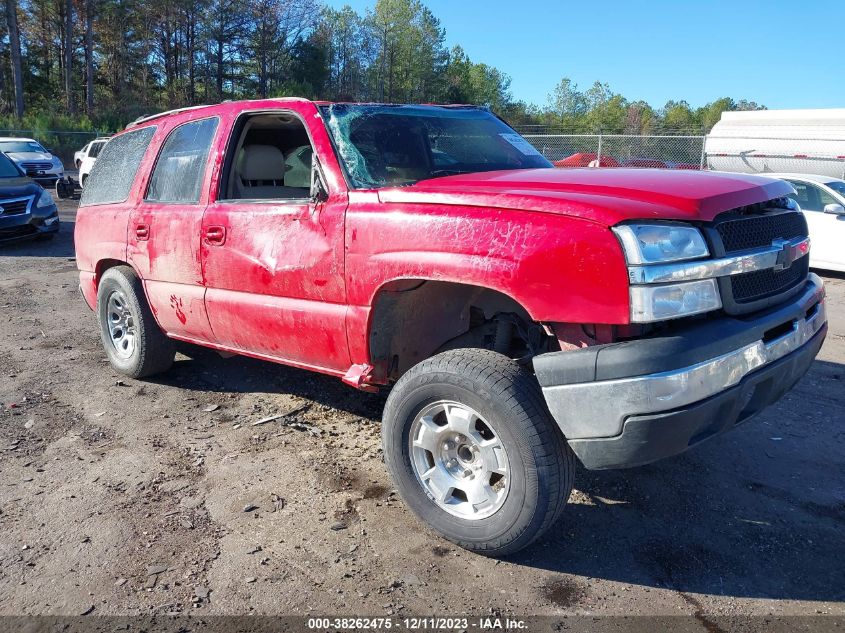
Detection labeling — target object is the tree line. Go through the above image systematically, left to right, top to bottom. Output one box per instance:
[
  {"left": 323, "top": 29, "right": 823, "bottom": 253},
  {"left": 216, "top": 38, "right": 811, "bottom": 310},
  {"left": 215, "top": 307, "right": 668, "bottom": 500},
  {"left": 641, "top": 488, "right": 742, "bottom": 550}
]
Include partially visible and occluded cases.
[{"left": 0, "top": 0, "right": 763, "bottom": 133}]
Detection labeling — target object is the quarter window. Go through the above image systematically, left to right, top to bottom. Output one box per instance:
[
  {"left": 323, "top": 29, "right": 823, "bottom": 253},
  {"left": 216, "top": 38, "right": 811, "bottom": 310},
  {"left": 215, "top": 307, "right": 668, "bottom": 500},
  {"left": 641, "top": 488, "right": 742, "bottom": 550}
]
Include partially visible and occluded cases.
[
  {"left": 146, "top": 118, "right": 219, "bottom": 203},
  {"left": 80, "top": 126, "right": 156, "bottom": 207}
]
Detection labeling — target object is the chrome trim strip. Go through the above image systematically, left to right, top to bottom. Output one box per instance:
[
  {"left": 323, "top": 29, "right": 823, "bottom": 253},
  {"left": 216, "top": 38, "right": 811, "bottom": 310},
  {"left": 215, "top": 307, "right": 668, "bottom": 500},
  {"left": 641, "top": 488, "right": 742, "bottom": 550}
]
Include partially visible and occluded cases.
[
  {"left": 627, "top": 236, "right": 810, "bottom": 284},
  {"left": 541, "top": 297, "right": 826, "bottom": 440}
]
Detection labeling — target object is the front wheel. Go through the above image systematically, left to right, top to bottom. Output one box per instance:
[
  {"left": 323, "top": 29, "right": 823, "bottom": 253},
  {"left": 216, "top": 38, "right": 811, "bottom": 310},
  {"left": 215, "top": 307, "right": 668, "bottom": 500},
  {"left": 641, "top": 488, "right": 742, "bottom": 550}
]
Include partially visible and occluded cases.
[
  {"left": 97, "top": 266, "right": 174, "bottom": 378},
  {"left": 382, "top": 349, "right": 574, "bottom": 556}
]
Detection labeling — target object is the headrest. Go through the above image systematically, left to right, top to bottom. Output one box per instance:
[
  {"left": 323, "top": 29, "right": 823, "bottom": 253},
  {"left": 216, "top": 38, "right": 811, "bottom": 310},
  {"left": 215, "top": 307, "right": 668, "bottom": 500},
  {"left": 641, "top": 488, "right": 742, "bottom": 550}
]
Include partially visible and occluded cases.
[
  {"left": 240, "top": 144, "right": 286, "bottom": 181},
  {"left": 284, "top": 146, "right": 313, "bottom": 188}
]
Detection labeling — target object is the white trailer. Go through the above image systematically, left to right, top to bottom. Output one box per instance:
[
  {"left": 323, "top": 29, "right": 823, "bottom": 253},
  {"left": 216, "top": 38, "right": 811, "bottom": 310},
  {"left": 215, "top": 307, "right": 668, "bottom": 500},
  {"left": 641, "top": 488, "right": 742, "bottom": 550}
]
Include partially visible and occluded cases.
[{"left": 705, "top": 109, "right": 845, "bottom": 179}]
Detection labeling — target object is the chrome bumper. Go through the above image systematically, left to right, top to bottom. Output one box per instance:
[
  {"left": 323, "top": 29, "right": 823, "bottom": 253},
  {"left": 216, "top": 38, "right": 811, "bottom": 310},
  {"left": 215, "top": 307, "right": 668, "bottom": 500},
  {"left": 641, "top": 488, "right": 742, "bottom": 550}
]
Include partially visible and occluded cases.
[{"left": 536, "top": 275, "right": 827, "bottom": 443}]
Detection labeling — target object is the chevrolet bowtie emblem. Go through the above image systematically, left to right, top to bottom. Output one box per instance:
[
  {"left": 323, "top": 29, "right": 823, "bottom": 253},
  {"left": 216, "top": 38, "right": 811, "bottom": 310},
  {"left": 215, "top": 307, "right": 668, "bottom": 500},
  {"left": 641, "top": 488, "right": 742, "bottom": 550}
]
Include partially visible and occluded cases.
[{"left": 772, "top": 238, "right": 810, "bottom": 272}]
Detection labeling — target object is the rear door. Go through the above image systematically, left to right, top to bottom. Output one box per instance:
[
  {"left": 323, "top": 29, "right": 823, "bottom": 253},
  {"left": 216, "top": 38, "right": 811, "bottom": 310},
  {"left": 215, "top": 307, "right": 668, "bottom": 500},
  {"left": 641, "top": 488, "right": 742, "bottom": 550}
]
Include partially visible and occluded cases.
[
  {"left": 128, "top": 116, "right": 220, "bottom": 342},
  {"left": 787, "top": 180, "right": 841, "bottom": 269}
]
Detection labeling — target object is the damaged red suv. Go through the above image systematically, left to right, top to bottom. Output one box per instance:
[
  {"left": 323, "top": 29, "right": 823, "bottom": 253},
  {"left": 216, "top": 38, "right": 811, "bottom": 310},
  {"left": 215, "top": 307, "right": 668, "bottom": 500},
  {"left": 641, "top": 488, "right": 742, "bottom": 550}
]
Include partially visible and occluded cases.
[{"left": 75, "top": 99, "right": 827, "bottom": 555}]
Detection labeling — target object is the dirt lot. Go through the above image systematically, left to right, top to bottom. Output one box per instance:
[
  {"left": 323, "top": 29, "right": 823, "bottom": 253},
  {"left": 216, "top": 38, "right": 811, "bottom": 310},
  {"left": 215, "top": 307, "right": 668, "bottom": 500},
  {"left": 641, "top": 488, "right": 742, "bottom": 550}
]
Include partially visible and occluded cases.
[{"left": 1, "top": 199, "right": 843, "bottom": 624}]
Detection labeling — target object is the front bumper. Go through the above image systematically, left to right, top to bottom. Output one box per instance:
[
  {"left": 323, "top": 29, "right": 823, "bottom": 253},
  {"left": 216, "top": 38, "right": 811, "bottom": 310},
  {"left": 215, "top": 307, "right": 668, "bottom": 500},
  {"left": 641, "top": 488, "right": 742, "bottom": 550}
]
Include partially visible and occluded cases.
[
  {"left": 0, "top": 206, "right": 60, "bottom": 243},
  {"left": 534, "top": 274, "right": 827, "bottom": 469}
]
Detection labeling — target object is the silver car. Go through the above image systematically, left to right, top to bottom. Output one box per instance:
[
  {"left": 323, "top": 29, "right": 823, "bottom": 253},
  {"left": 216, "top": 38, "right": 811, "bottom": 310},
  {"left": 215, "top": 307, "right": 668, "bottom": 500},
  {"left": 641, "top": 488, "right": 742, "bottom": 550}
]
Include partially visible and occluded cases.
[{"left": 0, "top": 137, "right": 65, "bottom": 186}]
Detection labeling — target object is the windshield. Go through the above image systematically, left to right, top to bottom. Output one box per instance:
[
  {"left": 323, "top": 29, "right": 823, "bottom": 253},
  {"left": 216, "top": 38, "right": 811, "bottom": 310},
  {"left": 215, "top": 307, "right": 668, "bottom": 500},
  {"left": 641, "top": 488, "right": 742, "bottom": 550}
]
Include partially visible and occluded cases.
[
  {"left": 319, "top": 104, "right": 551, "bottom": 189},
  {"left": 0, "top": 140, "right": 46, "bottom": 153},
  {"left": 0, "top": 153, "right": 21, "bottom": 177},
  {"left": 826, "top": 181, "right": 845, "bottom": 197}
]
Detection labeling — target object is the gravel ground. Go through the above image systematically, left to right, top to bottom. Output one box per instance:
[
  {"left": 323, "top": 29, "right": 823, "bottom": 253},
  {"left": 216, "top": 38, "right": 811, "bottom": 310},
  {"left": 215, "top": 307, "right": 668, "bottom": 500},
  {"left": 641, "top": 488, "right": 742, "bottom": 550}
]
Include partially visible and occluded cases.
[{"left": 0, "top": 199, "right": 843, "bottom": 624}]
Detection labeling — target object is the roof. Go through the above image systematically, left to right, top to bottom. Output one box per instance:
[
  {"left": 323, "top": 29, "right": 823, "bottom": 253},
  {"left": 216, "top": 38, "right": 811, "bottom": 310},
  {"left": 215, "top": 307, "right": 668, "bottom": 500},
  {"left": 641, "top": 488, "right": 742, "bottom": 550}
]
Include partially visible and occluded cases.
[
  {"left": 124, "top": 99, "right": 488, "bottom": 129},
  {"left": 0, "top": 137, "right": 38, "bottom": 142},
  {"left": 764, "top": 173, "right": 845, "bottom": 185}
]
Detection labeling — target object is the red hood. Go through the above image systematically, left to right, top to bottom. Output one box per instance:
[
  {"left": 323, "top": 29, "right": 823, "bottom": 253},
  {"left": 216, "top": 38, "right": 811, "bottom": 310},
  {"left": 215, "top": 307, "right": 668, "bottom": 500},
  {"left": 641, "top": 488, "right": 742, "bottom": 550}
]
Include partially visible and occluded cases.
[{"left": 377, "top": 168, "right": 794, "bottom": 226}]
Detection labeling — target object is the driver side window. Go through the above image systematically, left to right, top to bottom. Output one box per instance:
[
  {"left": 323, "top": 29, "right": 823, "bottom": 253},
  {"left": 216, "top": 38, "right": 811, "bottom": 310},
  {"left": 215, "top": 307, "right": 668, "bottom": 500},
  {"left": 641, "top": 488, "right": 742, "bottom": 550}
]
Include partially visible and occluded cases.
[{"left": 220, "top": 112, "right": 314, "bottom": 201}]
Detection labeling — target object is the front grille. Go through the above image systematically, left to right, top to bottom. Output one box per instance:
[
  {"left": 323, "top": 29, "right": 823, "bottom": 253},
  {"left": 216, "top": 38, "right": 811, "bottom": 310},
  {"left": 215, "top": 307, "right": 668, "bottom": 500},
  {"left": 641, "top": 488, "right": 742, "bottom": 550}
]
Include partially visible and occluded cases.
[
  {"left": 21, "top": 162, "right": 52, "bottom": 171},
  {"left": 0, "top": 197, "right": 32, "bottom": 216},
  {"left": 710, "top": 209, "right": 809, "bottom": 312},
  {"left": 716, "top": 211, "right": 806, "bottom": 252},
  {"left": 731, "top": 257, "right": 809, "bottom": 303}
]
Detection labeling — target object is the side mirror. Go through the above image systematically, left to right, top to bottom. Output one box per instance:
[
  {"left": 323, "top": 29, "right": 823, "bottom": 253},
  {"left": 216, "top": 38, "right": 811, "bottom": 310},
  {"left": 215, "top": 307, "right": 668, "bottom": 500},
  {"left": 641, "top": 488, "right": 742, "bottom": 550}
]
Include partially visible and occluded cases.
[
  {"left": 310, "top": 157, "right": 328, "bottom": 203},
  {"left": 823, "top": 203, "right": 845, "bottom": 215}
]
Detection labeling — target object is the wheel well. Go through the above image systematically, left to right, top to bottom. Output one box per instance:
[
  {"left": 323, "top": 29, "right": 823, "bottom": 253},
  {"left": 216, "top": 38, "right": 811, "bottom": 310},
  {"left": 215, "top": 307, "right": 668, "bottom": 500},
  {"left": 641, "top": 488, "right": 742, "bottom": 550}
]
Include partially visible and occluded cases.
[
  {"left": 95, "top": 259, "right": 130, "bottom": 286},
  {"left": 369, "top": 280, "right": 554, "bottom": 381}
]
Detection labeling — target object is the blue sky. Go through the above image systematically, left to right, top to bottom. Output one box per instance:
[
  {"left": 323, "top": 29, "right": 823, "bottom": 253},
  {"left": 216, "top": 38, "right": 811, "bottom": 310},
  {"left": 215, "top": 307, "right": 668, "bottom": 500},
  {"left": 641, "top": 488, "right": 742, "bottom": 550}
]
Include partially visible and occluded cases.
[{"left": 323, "top": 0, "right": 844, "bottom": 110}]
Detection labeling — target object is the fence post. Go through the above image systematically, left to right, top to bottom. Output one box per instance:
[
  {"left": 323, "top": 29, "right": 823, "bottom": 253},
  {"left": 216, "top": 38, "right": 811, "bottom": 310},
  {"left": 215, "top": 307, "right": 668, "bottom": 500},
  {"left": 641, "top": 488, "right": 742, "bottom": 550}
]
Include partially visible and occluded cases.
[
  {"left": 596, "top": 133, "right": 602, "bottom": 166},
  {"left": 699, "top": 137, "right": 707, "bottom": 170}
]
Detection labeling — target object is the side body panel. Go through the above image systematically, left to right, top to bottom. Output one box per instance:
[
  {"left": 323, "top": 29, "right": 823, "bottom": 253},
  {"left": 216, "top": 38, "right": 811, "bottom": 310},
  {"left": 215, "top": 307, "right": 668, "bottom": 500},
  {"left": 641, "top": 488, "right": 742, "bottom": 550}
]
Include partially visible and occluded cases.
[
  {"left": 342, "top": 192, "right": 631, "bottom": 367},
  {"left": 75, "top": 201, "right": 132, "bottom": 309}
]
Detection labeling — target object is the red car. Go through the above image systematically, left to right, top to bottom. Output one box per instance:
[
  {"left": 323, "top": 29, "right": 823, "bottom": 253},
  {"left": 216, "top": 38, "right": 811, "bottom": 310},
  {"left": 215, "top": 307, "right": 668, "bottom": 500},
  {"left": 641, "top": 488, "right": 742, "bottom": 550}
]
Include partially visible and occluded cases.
[{"left": 75, "top": 99, "right": 827, "bottom": 555}]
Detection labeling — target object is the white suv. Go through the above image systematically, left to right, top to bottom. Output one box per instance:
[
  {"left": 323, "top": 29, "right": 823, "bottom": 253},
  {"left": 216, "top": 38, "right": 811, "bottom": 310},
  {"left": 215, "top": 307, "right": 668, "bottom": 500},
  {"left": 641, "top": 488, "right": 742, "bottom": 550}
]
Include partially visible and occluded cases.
[{"left": 74, "top": 137, "right": 110, "bottom": 169}]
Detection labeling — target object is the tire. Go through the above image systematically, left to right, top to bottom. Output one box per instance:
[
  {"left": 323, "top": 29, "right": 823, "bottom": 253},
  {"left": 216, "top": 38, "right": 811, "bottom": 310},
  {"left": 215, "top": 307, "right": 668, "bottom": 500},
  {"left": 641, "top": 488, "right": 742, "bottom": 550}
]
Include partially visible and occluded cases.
[
  {"left": 75, "top": 160, "right": 81, "bottom": 169},
  {"left": 97, "top": 265, "right": 174, "bottom": 378},
  {"left": 382, "top": 348, "right": 575, "bottom": 556}
]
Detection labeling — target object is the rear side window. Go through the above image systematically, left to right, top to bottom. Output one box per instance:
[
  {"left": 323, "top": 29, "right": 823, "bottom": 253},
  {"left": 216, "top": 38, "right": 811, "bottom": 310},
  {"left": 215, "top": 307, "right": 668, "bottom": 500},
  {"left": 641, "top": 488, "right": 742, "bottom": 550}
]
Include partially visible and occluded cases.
[
  {"left": 146, "top": 118, "right": 219, "bottom": 204},
  {"left": 80, "top": 127, "right": 156, "bottom": 206}
]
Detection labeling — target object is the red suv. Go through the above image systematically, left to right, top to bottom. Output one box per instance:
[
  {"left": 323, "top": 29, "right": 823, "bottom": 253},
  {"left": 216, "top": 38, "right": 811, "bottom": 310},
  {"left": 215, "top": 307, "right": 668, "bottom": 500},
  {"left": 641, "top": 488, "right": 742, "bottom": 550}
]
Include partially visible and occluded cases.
[{"left": 75, "top": 99, "right": 827, "bottom": 555}]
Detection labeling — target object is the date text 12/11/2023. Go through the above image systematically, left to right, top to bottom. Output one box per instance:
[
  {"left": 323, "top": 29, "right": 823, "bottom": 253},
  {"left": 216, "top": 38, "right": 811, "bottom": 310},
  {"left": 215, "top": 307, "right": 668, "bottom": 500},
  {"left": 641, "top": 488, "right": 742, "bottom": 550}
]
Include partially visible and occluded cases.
[{"left": 306, "top": 616, "right": 528, "bottom": 630}]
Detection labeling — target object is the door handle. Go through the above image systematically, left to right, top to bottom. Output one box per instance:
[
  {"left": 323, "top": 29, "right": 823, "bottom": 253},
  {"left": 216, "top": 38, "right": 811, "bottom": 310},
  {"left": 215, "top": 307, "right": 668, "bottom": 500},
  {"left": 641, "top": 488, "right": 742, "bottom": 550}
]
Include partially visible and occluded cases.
[
  {"left": 135, "top": 223, "right": 150, "bottom": 241},
  {"left": 205, "top": 225, "right": 227, "bottom": 245}
]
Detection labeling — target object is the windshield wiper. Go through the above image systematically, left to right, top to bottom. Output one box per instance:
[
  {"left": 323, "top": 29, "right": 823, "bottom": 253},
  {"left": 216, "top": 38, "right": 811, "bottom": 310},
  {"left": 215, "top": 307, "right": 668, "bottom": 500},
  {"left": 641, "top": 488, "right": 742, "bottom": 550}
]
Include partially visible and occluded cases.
[{"left": 426, "top": 169, "right": 472, "bottom": 179}]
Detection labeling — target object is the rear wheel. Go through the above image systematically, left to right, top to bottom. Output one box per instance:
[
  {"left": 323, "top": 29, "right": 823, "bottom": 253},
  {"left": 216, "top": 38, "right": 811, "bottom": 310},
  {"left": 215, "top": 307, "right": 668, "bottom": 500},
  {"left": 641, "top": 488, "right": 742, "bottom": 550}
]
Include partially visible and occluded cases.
[
  {"left": 97, "top": 266, "right": 174, "bottom": 378},
  {"left": 382, "top": 348, "right": 574, "bottom": 556}
]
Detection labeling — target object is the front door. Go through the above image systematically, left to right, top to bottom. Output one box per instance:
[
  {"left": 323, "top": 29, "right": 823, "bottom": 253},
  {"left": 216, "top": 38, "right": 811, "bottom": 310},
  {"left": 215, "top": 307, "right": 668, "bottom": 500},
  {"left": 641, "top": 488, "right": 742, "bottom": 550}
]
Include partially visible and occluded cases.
[{"left": 200, "top": 108, "right": 349, "bottom": 374}]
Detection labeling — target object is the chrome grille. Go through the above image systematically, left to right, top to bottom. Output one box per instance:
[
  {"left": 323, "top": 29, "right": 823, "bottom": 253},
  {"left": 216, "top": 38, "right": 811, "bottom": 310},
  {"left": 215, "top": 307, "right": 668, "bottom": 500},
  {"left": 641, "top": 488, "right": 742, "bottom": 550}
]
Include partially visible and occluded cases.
[
  {"left": 21, "top": 162, "right": 52, "bottom": 171},
  {"left": 0, "top": 196, "right": 33, "bottom": 216},
  {"left": 711, "top": 209, "right": 809, "bottom": 312}
]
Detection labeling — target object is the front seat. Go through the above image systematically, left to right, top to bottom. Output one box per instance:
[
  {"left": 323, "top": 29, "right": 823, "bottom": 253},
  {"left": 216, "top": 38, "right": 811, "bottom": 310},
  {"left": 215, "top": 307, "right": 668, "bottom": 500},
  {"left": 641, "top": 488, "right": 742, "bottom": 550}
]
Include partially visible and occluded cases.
[{"left": 234, "top": 144, "right": 306, "bottom": 199}]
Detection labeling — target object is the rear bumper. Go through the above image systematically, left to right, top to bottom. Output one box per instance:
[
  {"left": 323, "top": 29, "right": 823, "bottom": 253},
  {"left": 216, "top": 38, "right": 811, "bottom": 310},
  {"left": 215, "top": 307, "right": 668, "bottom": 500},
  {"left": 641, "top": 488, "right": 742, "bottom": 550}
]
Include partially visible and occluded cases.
[{"left": 534, "top": 274, "right": 827, "bottom": 469}]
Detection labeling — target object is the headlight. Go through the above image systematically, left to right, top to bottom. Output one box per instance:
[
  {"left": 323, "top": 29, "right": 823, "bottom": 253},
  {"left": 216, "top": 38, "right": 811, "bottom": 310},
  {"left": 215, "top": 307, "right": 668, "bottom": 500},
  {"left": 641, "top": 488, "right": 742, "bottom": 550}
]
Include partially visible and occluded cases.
[
  {"left": 36, "top": 189, "right": 55, "bottom": 208},
  {"left": 613, "top": 223, "right": 709, "bottom": 264},
  {"left": 630, "top": 279, "right": 722, "bottom": 323}
]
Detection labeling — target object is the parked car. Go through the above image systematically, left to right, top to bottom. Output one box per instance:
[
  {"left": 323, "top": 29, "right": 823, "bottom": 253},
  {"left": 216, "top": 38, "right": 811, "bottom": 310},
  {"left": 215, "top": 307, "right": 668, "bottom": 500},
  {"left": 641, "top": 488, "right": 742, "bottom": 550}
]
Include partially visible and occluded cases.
[
  {"left": 75, "top": 99, "right": 827, "bottom": 556},
  {"left": 0, "top": 137, "right": 65, "bottom": 186},
  {"left": 74, "top": 137, "right": 110, "bottom": 169},
  {"left": 78, "top": 145, "right": 108, "bottom": 188},
  {"left": 0, "top": 150, "right": 60, "bottom": 243},
  {"left": 770, "top": 173, "right": 845, "bottom": 272}
]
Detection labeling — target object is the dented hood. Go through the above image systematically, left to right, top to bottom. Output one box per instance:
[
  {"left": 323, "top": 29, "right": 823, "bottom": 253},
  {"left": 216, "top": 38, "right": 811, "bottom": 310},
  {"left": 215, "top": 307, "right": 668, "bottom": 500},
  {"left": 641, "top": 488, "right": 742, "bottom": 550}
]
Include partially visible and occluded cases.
[{"left": 377, "top": 168, "right": 794, "bottom": 226}]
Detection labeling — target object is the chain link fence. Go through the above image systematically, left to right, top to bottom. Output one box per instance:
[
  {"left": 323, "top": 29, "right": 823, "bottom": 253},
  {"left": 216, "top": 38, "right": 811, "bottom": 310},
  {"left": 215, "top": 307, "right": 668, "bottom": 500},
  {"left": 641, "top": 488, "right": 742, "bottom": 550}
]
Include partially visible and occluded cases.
[
  {"left": 0, "top": 129, "right": 112, "bottom": 169},
  {"left": 516, "top": 130, "right": 845, "bottom": 178},
  {"left": 519, "top": 133, "right": 707, "bottom": 169}
]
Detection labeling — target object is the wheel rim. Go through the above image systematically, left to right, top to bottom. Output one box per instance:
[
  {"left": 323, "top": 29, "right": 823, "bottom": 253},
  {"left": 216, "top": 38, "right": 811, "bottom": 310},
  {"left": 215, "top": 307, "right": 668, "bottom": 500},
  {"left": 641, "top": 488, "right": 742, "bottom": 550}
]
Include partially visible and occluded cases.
[
  {"left": 105, "top": 290, "right": 137, "bottom": 359},
  {"left": 409, "top": 400, "right": 510, "bottom": 520}
]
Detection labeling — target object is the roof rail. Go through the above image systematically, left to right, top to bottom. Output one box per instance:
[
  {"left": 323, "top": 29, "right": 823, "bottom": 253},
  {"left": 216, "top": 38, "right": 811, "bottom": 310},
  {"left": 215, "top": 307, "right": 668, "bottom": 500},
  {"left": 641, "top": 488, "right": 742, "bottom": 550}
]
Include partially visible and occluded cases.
[{"left": 126, "top": 104, "right": 210, "bottom": 129}]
